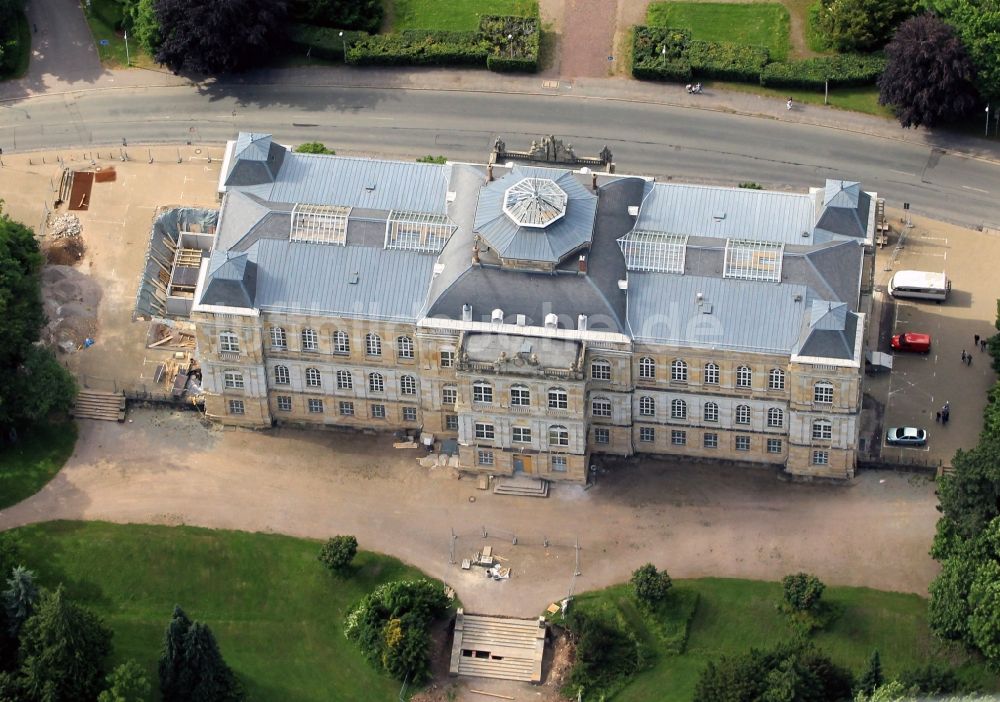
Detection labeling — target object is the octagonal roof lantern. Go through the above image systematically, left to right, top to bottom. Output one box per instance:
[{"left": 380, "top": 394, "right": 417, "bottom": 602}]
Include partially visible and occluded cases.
[{"left": 502, "top": 177, "right": 568, "bottom": 229}]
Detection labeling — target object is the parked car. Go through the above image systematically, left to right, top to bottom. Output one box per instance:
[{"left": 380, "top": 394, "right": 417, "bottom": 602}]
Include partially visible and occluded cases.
[
  {"left": 891, "top": 332, "right": 932, "bottom": 353},
  {"left": 885, "top": 427, "right": 928, "bottom": 447}
]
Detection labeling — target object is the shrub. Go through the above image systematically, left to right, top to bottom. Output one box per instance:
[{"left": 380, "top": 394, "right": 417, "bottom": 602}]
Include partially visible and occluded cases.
[
  {"left": 290, "top": 0, "right": 382, "bottom": 33},
  {"left": 481, "top": 15, "right": 539, "bottom": 72},
  {"left": 288, "top": 24, "right": 368, "bottom": 62},
  {"left": 632, "top": 25, "right": 692, "bottom": 82},
  {"left": 347, "top": 30, "right": 489, "bottom": 67},
  {"left": 688, "top": 40, "right": 768, "bottom": 81},
  {"left": 760, "top": 53, "right": 886, "bottom": 90},
  {"left": 295, "top": 142, "right": 335, "bottom": 154},
  {"left": 416, "top": 155, "right": 447, "bottom": 164},
  {"left": 739, "top": 181, "right": 764, "bottom": 189},
  {"left": 319, "top": 535, "right": 357, "bottom": 573},
  {"left": 631, "top": 563, "right": 672, "bottom": 607},
  {"left": 782, "top": 572, "right": 825, "bottom": 612},
  {"left": 565, "top": 608, "right": 644, "bottom": 700},
  {"left": 898, "top": 662, "right": 959, "bottom": 696}
]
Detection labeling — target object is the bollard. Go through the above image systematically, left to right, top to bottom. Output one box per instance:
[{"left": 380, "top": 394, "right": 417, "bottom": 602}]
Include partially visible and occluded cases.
[
  {"left": 148, "top": 148, "right": 153, "bottom": 164},
  {"left": 176, "top": 148, "right": 182, "bottom": 164},
  {"left": 482, "top": 526, "right": 487, "bottom": 539},
  {"left": 512, "top": 535, "right": 517, "bottom": 545}
]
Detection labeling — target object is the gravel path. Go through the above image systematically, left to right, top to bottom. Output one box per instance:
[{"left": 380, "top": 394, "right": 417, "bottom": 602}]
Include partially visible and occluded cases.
[{"left": 0, "top": 409, "right": 941, "bottom": 616}]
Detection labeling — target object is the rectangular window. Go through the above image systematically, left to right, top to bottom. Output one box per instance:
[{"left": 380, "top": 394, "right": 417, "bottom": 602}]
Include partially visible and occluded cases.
[
  {"left": 219, "top": 332, "right": 239, "bottom": 353},
  {"left": 440, "top": 350, "right": 455, "bottom": 368},
  {"left": 591, "top": 361, "right": 611, "bottom": 381},
  {"left": 223, "top": 371, "right": 244, "bottom": 389},
  {"left": 473, "top": 383, "right": 493, "bottom": 404},
  {"left": 814, "top": 383, "right": 834, "bottom": 404},
  {"left": 510, "top": 386, "right": 530, "bottom": 406},
  {"left": 442, "top": 387, "right": 457, "bottom": 405},
  {"left": 548, "top": 389, "right": 568, "bottom": 410},
  {"left": 276, "top": 395, "right": 292, "bottom": 412},
  {"left": 308, "top": 398, "right": 324, "bottom": 414},
  {"left": 228, "top": 399, "right": 245, "bottom": 415},
  {"left": 591, "top": 399, "right": 612, "bottom": 417},
  {"left": 338, "top": 401, "right": 354, "bottom": 416},
  {"left": 371, "top": 403, "right": 386, "bottom": 419},
  {"left": 403, "top": 407, "right": 417, "bottom": 422},
  {"left": 445, "top": 414, "right": 458, "bottom": 431},
  {"left": 475, "top": 422, "right": 495, "bottom": 441},
  {"left": 512, "top": 427, "right": 532, "bottom": 443},
  {"left": 594, "top": 427, "right": 610, "bottom": 445},
  {"left": 639, "top": 427, "right": 655, "bottom": 443},
  {"left": 671, "top": 430, "right": 686, "bottom": 446},
  {"left": 703, "top": 432, "right": 718, "bottom": 449},
  {"left": 735, "top": 435, "right": 751, "bottom": 452},
  {"left": 767, "top": 438, "right": 783, "bottom": 454},
  {"left": 477, "top": 450, "right": 494, "bottom": 467},
  {"left": 812, "top": 450, "right": 829, "bottom": 465},
  {"left": 551, "top": 455, "right": 567, "bottom": 472}
]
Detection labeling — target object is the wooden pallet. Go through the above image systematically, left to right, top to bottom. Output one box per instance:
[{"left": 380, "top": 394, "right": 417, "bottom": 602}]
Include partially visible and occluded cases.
[{"left": 71, "top": 390, "right": 126, "bottom": 422}]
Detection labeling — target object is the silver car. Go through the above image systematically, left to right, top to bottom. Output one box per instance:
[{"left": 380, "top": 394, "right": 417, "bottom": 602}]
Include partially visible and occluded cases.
[{"left": 885, "top": 427, "right": 928, "bottom": 447}]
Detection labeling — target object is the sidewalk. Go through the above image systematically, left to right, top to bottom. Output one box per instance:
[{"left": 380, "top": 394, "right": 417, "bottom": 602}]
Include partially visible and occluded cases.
[{"left": 4, "top": 60, "right": 1000, "bottom": 164}]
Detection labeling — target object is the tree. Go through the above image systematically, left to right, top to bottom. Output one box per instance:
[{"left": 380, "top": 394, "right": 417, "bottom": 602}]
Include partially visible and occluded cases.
[
  {"left": 122, "top": 0, "right": 160, "bottom": 53},
  {"left": 154, "top": 0, "right": 288, "bottom": 74},
  {"left": 289, "top": 0, "right": 382, "bottom": 32},
  {"left": 812, "top": 0, "right": 916, "bottom": 52},
  {"left": 924, "top": 0, "right": 1000, "bottom": 102},
  {"left": 877, "top": 13, "right": 981, "bottom": 128},
  {"left": 294, "top": 142, "right": 334, "bottom": 155},
  {"left": 935, "top": 435, "right": 1000, "bottom": 542},
  {"left": 318, "top": 535, "right": 357, "bottom": 573},
  {"left": 630, "top": 563, "right": 672, "bottom": 608},
  {"left": 3, "top": 566, "right": 38, "bottom": 636},
  {"left": 782, "top": 572, "right": 825, "bottom": 612},
  {"left": 18, "top": 586, "right": 113, "bottom": 702},
  {"left": 159, "top": 605, "right": 192, "bottom": 701},
  {"left": 159, "top": 606, "right": 243, "bottom": 702},
  {"left": 565, "top": 609, "right": 642, "bottom": 696},
  {"left": 857, "top": 650, "right": 884, "bottom": 697},
  {"left": 97, "top": 660, "right": 151, "bottom": 702},
  {"left": 898, "top": 662, "right": 958, "bottom": 696},
  {"left": 854, "top": 681, "right": 910, "bottom": 702}
]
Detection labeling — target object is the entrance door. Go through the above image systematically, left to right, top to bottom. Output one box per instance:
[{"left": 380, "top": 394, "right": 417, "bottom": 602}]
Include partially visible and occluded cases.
[{"left": 514, "top": 455, "right": 533, "bottom": 474}]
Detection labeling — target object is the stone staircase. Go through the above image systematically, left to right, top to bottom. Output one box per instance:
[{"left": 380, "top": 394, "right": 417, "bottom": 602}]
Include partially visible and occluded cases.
[
  {"left": 71, "top": 390, "right": 126, "bottom": 422},
  {"left": 493, "top": 475, "right": 549, "bottom": 498}
]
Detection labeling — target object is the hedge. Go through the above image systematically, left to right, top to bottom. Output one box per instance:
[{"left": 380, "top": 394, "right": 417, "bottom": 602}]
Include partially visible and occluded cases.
[
  {"left": 481, "top": 15, "right": 539, "bottom": 72},
  {"left": 288, "top": 24, "right": 370, "bottom": 62},
  {"left": 632, "top": 26, "right": 692, "bottom": 82},
  {"left": 347, "top": 29, "right": 489, "bottom": 66},
  {"left": 688, "top": 40, "right": 768, "bottom": 82},
  {"left": 759, "top": 53, "right": 885, "bottom": 89}
]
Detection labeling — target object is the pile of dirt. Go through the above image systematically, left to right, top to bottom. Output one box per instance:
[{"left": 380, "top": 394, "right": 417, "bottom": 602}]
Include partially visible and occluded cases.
[
  {"left": 48, "top": 213, "right": 82, "bottom": 239},
  {"left": 44, "top": 236, "right": 85, "bottom": 265},
  {"left": 40, "top": 265, "right": 102, "bottom": 352}
]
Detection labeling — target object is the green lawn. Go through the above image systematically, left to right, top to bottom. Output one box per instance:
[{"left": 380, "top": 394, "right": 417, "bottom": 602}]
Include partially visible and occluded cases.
[
  {"left": 82, "top": 0, "right": 153, "bottom": 68},
  {"left": 389, "top": 0, "right": 538, "bottom": 31},
  {"left": 647, "top": 1, "right": 791, "bottom": 62},
  {"left": 712, "top": 80, "right": 892, "bottom": 117},
  {"left": 0, "top": 421, "right": 77, "bottom": 510},
  {"left": 12, "top": 521, "right": 434, "bottom": 701},
  {"left": 558, "top": 578, "right": 997, "bottom": 701}
]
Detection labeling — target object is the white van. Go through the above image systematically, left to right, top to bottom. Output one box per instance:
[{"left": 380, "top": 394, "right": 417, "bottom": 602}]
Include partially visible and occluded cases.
[{"left": 888, "top": 270, "right": 951, "bottom": 302}]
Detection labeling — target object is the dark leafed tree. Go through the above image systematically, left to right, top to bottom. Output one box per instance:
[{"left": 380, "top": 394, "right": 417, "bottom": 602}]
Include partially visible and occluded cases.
[
  {"left": 154, "top": 0, "right": 289, "bottom": 74},
  {"left": 878, "top": 13, "right": 981, "bottom": 128},
  {"left": 159, "top": 605, "right": 192, "bottom": 701},
  {"left": 159, "top": 607, "right": 243, "bottom": 702}
]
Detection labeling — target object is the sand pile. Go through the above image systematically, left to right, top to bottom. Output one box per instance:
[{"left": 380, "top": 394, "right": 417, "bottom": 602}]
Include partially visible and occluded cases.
[{"left": 40, "top": 265, "right": 102, "bottom": 352}]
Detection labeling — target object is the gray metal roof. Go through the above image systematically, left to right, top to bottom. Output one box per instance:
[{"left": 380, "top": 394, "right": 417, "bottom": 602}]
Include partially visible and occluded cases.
[
  {"left": 224, "top": 133, "right": 286, "bottom": 187},
  {"left": 473, "top": 166, "right": 598, "bottom": 263},
  {"left": 814, "top": 180, "right": 872, "bottom": 240},
  {"left": 634, "top": 182, "right": 817, "bottom": 244},
  {"left": 250, "top": 238, "right": 436, "bottom": 321},
  {"left": 202, "top": 251, "right": 257, "bottom": 308},
  {"left": 797, "top": 301, "right": 859, "bottom": 359}
]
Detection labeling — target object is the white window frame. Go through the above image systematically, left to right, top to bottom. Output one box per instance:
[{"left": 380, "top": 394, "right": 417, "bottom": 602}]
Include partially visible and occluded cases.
[
  {"left": 270, "top": 326, "right": 287, "bottom": 350},
  {"left": 301, "top": 328, "right": 318, "bottom": 352},
  {"left": 219, "top": 331, "right": 239, "bottom": 353},
  {"left": 333, "top": 331, "right": 350, "bottom": 355},
  {"left": 365, "top": 333, "right": 382, "bottom": 357},
  {"left": 397, "top": 335, "right": 414, "bottom": 359},
  {"left": 440, "top": 350, "right": 455, "bottom": 368},
  {"left": 639, "top": 357, "right": 656, "bottom": 380},
  {"left": 591, "top": 359, "right": 611, "bottom": 381},
  {"left": 671, "top": 359, "right": 688, "bottom": 382},
  {"left": 704, "top": 362, "right": 720, "bottom": 385},
  {"left": 274, "top": 365, "right": 290, "bottom": 385},
  {"left": 736, "top": 365, "right": 752, "bottom": 388},
  {"left": 305, "top": 367, "right": 322, "bottom": 388},
  {"left": 768, "top": 368, "right": 785, "bottom": 391},
  {"left": 336, "top": 370, "right": 353, "bottom": 390},
  {"left": 223, "top": 371, "right": 244, "bottom": 389},
  {"left": 369, "top": 372, "right": 384, "bottom": 393},
  {"left": 400, "top": 375, "right": 417, "bottom": 396},
  {"left": 473, "top": 381, "right": 493, "bottom": 404},
  {"left": 814, "top": 381, "right": 834, "bottom": 404},
  {"left": 510, "top": 385, "right": 531, "bottom": 407},
  {"left": 442, "top": 386, "right": 457, "bottom": 405},
  {"left": 548, "top": 388, "right": 568, "bottom": 410},
  {"left": 276, "top": 395, "right": 292, "bottom": 412},
  {"left": 639, "top": 396, "right": 655, "bottom": 417},
  {"left": 308, "top": 398, "right": 325, "bottom": 414},
  {"left": 591, "top": 398, "right": 612, "bottom": 417},
  {"left": 228, "top": 399, "right": 245, "bottom": 415},
  {"left": 671, "top": 399, "right": 687, "bottom": 420},
  {"left": 338, "top": 400, "right": 354, "bottom": 416},
  {"left": 703, "top": 402, "right": 719, "bottom": 423},
  {"left": 371, "top": 403, "right": 386, "bottom": 419},
  {"left": 735, "top": 404, "right": 751, "bottom": 425},
  {"left": 402, "top": 407, "right": 417, "bottom": 422},
  {"left": 767, "top": 407, "right": 784, "bottom": 428},
  {"left": 445, "top": 414, "right": 459, "bottom": 430},
  {"left": 812, "top": 419, "right": 833, "bottom": 441},
  {"left": 475, "top": 422, "right": 495, "bottom": 441},
  {"left": 548, "top": 425, "right": 570, "bottom": 447},
  {"left": 512, "top": 426, "right": 532, "bottom": 444},
  {"left": 639, "top": 426, "right": 655, "bottom": 443},
  {"left": 594, "top": 427, "right": 610, "bottom": 444},
  {"left": 671, "top": 430, "right": 686, "bottom": 446},
  {"left": 704, "top": 432, "right": 718, "bottom": 449},
  {"left": 735, "top": 435, "right": 751, "bottom": 451},
  {"left": 767, "top": 438, "right": 783, "bottom": 454},
  {"left": 477, "top": 450, "right": 494, "bottom": 466},
  {"left": 812, "top": 450, "right": 829, "bottom": 465},
  {"left": 551, "top": 455, "right": 568, "bottom": 472}
]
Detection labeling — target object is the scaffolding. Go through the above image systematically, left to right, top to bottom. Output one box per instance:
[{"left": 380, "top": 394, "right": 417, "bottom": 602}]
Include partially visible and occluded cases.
[
  {"left": 290, "top": 203, "right": 350, "bottom": 245},
  {"left": 384, "top": 210, "right": 455, "bottom": 253},
  {"left": 617, "top": 231, "right": 688, "bottom": 273},
  {"left": 723, "top": 239, "right": 784, "bottom": 282}
]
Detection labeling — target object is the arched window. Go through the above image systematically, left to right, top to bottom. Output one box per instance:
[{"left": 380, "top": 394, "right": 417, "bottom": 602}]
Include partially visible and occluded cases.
[
  {"left": 269, "top": 327, "right": 287, "bottom": 350},
  {"left": 301, "top": 328, "right": 318, "bottom": 351},
  {"left": 219, "top": 331, "right": 239, "bottom": 353},
  {"left": 333, "top": 331, "right": 350, "bottom": 354},
  {"left": 365, "top": 333, "right": 382, "bottom": 356},
  {"left": 397, "top": 335, "right": 414, "bottom": 359},
  {"left": 639, "top": 357, "right": 656, "bottom": 380},
  {"left": 591, "top": 359, "right": 611, "bottom": 381},
  {"left": 671, "top": 359, "right": 688, "bottom": 382},
  {"left": 704, "top": 362, "right": 720, "bottom": 384},
  {"left": 273, "top": 365, "right": 290, "bottom": 385},
  {"left": 736, "top": 365, "right": 752, "bottom": 388},
  {"left": 305, "top": 367, "right": 322, "bottom": 388},
  {"left": 768, "top": 368, "right": 785, "bottom": 390},
  {"left": 223, "top": 370, "right": 244, "bottom": 389},
  {"left": 336, "top": 370, "right": 353, "bottom": 389},
  {"left": 369, "top": 372, "right": 384, "bottom": 393},
  {"left": 400, "top": 374, "right": 417, "bottom": 395},
  {"left": 473, "top": 381, "right": 493, "bottom": 404},
  {"left": 814, "top": 381, "right": 834, "bottom": 404},
  {"left": 510, "top": 385, "right": 530, "bottom": 406},
  {"left": 548, "top": 387, "right": 568, "bottom": 410},
  {"left": 639, "top": 396, "right": 655, "bottom": 416},
  {"left": 591, "top": 397, "right": 612, "bottom": 417},
  {"left": 671, "top": 399, "right": 687, "bottom": 419},
  {"left": 703, "top": 401, "right": 719, "bottom": 422},
  {"left": 735, "top": 404, "right": 751, "bottom": 425},
  {"left": 767, "top": 407, "right": 784, "bottom": 427},
  {"left": 812, "top": 419, "right": 833, "bottom": 440},
  {"left": 548, "top": 425, "right": 570, "bottom": 447}
]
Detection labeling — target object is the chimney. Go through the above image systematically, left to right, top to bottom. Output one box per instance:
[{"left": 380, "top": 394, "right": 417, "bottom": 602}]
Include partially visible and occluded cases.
[
  {"left": 487, "top": 163, "right": 494, "bottom": 182},
  {"left": 591, "top": 171, "right": 598, "bottom": 190},
  {"left": 472, "top": 242, "right": 480, "bottom": 265},
  {"left": 578, "top": 254, "right": 588, "bottom": 275},
  {"left": 462, "top": 304, "right": 473, "bottom": 322},
  {"left": 491, "top": 308, "right": 504, "bottom": 325},
  {"left": 544, "top": 313, "right": 558, "bottom": 330},
  {"left": 516, "top": 314, "right": 526, "bottom": 326},
  {"left": 577, "top": 314, "right": 588, "bottom": 331}
]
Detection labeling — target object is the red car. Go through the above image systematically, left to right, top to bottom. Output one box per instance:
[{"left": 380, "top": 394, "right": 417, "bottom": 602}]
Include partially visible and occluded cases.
[{"left": 891, "top": 332, "right": 932, "bottom": 353}]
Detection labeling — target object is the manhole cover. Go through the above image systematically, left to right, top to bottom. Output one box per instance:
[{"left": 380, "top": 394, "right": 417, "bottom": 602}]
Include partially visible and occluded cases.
[{"left": 194, "top": 148, "right": 202, "bottom": 155}]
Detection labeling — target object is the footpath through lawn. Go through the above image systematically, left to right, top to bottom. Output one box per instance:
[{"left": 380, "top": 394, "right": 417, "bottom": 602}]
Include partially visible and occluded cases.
[{"left": 13, "top": 521, "right": 431, "bottom": 701}]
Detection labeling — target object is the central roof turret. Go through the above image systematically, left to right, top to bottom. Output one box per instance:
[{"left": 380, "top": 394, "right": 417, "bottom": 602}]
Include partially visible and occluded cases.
[{"left": 502, "top": 177, "right": 568, "bottom": 229}]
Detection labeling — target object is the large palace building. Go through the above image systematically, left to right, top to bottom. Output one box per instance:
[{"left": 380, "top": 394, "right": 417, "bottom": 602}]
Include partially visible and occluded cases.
[{"left": 191, "top": 132, "right": 875, "bottom": 483}]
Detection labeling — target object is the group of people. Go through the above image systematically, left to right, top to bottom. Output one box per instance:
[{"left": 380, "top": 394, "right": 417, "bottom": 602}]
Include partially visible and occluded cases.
[
  {"left": 961, "top": 334, "right": 990, "bottom": 365},
  {"left": 936, "top": 401, "right": 951, "bottom": 425}
]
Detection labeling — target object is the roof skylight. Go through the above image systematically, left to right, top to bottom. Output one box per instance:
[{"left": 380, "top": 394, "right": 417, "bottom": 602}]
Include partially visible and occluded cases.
[{"left": 502, "top": 178, "right": 568, "bottom": 229}]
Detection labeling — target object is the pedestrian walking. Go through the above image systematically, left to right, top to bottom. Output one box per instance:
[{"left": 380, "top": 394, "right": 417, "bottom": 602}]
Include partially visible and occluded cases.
[
  {"left": 975, "top": 334, "right": 981, "bottom": 347},
  {"left": 982, "top": 338, "right": 989, "bottom": 352},
  {"left": 962, "top": 350, "right": 968, "bottom": 364},
  {"left": 968, "top": 354, "right": 973, "bottom": 366},
  {"left": 943, "top": 410, "right": 950, "bottom": 425},
  {"left": 936, "top": 411, "right": 941, "bottom": 423}
]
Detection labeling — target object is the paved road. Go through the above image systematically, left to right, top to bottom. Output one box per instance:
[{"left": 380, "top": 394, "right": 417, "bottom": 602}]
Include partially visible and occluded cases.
[
  {"left": 21, "top": 0, "right": 103, "bottom": 94},
  {"left": 1, "top": 82, "right": 997, "bottom": 227}
]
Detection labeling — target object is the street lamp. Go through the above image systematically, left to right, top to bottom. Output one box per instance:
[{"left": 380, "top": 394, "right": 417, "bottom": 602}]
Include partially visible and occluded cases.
[
  {"left": 124, "top": 29, "right": 130, "bottom": 67},
  {"left": 339, "top": 31, "right": 346, "bottom": 63},
  {"left": 508, "top": 33, "right": 513, "bottom": 59},
  {"left": 661, "top": 46, "right": 666, "bottom": 63},
  {"left": 987, "top": 104, "right": 991, "bottom": 137}
]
